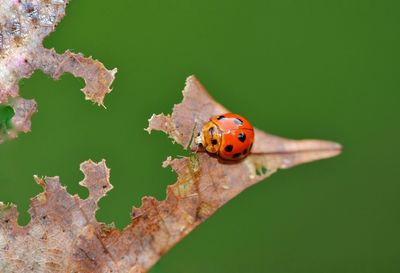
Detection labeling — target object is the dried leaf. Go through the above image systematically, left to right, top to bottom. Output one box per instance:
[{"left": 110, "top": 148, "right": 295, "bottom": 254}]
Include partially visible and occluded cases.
[
  {"left": 0, "top": 0, "right": 117, "bottom": 142},
  {"left": 0, "top": 76, "right": 341, "bottom": 273},
  {"left": 0, "top": 97, "right": 37, "bottom": 143}
]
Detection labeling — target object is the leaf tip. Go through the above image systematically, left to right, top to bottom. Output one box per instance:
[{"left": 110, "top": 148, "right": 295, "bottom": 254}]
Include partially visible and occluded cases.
[
  {"left": 146, "top": 113, "right": 171, "bottom": 135},
  {"left": 144, "top": 114, "right": 158, "bottom": 134},
  {"left": 162, "top": 156, "right": 173, "bottom": 168},
  {"left": 33, "top": 175, "right": 45, "bottom": 187}
]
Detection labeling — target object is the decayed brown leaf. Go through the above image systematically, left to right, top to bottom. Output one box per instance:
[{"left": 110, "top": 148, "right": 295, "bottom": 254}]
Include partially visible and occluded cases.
[
  {"left": 0, "top": 0, "right": 116, "bottom": 143},
  {"left": 0, "top": 76, "right": 341, "bottom": 273}
]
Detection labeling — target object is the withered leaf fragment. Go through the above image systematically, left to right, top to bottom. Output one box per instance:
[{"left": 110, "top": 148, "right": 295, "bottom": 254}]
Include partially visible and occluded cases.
[
  {"left": 0, "top": 0, "right": 117, "bottom": 143},
  {"left": 0, "top": 76, "right": 341, "bottom": 273}
]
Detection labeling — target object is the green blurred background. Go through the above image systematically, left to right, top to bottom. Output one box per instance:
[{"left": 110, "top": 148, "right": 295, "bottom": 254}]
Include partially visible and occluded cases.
[{"left": 1, "top": 0, "right": 399, "bottom": 272}]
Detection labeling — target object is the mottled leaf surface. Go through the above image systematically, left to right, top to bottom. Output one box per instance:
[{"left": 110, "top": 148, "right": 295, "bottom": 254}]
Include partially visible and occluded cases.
[
  {"left": 0, "top": 0, "right": 116, "bottom": 143},
  {"left": 0, "top": 76, "right": 341, "bottom": 273}
]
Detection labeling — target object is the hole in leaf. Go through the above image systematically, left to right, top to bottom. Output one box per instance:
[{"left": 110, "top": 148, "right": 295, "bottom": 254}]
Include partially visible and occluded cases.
[
  {"left": 0, "top": 105, "right": 15, "bottom": 131},
  {"left": 256, "top": 166, "right": 268, "bottom": 176}
]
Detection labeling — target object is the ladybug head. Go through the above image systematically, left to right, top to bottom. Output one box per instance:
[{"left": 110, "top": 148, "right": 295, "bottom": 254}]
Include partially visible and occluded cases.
[{"left": 199, "top": 121, "right": 221, "bottom": 154}]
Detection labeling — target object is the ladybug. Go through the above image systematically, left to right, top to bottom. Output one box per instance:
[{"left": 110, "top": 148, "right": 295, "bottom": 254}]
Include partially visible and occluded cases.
[{"left": 196, "top": 113, "right": 255, "bottom": 161}]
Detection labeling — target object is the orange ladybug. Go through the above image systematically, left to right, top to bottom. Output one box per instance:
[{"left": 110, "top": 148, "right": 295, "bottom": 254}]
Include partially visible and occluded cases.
[{"left": 196, "top": 113, "right": 255, "bottom": 161}]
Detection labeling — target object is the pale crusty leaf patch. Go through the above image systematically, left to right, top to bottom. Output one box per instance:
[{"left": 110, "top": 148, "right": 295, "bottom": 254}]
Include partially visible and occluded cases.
[
  {"left": 0, "top": 0, "right": 117, "bottom": 143},
  {"left": 0, "top": 76, "right": 341, "bottom": 273}
]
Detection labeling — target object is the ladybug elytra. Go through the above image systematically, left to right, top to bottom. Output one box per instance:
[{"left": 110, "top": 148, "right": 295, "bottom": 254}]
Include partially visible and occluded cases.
[{"left": 196, "top": 113, "right": 255, "bottom": 161}]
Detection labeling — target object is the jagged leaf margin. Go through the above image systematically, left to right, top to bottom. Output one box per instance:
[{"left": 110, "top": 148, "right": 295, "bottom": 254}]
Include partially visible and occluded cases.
[
  {"left": 0, "top": 0, "right": 117, "bottom": 142},
  {"left": 0, "top": 76, "right": 341, "bottom": 273}
]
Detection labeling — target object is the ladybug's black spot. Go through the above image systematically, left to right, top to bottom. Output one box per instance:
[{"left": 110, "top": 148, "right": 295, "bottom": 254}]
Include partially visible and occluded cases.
[
  {"left": 217, "top": 115, "right": 225, "bottom": 120},
  {"left": 233, "top": 118, "right": 243, "bottom": 125},
  {"left": 238, "top": 132, "right": 246, "bottom": 142},
  {"left": 211, "top": 139, "right": 218, "bottom": 145},
  {"left": 225, "top": 145, "right": 233, "bottom": 152},
  {"left": 242, "top": 148, "right": 248, "bottom": 155},
  {"left": 233, "top": 153, "right": 242, "bottom": 159}
]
